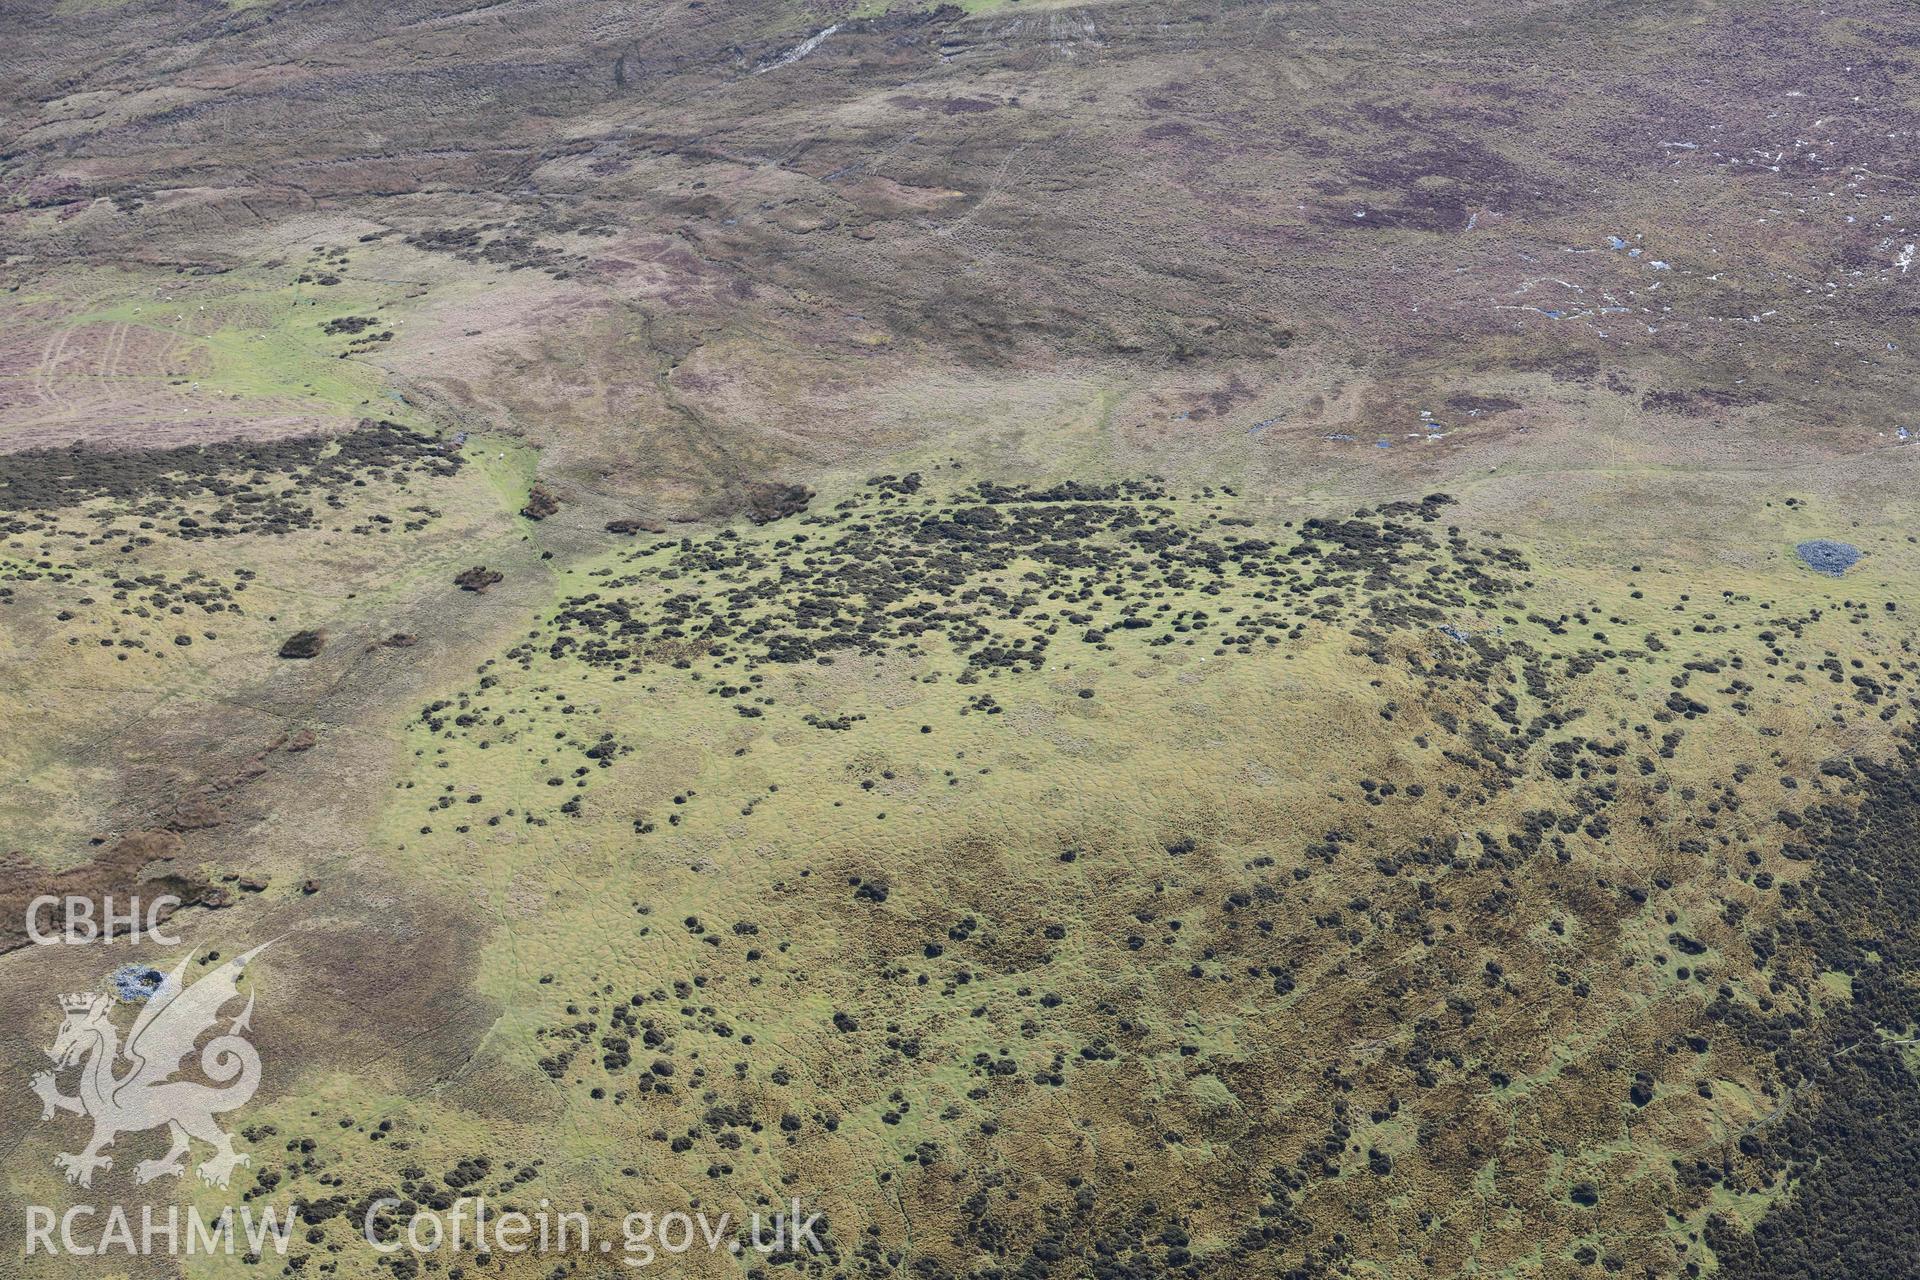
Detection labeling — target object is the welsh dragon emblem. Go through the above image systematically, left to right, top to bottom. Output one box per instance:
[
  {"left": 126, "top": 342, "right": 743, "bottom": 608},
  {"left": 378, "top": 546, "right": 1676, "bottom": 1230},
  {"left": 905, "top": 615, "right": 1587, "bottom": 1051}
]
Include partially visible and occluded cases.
[{"left": 30, "top": 943, "right": 269, "bottom": 1189}]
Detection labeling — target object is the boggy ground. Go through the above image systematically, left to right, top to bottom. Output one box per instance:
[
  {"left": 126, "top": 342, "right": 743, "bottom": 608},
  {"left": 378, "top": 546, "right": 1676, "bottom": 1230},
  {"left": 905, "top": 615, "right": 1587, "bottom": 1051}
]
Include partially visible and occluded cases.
[
  {"left": 4, "top": 1, "right": 1920, "bottom": 1278},
  {"left": 3, "top": 436, "right": 1918, "bottom": 1280},
  {"left": 58, "top": 471, "right": 1891, "bottom": 1280}
]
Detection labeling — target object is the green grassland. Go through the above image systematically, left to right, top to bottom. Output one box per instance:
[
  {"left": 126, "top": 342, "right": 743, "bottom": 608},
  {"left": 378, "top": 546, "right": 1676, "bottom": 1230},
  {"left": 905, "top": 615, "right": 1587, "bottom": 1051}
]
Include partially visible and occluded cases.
[
  {"left": 0, "top": 262, "right": 415, "bottom": 434},
  {"left": 0, "top": 420, "right": 531, "bottom": 865},
  {"left": 165, "top": 473, "right": 1912, "bottom": 1280}
]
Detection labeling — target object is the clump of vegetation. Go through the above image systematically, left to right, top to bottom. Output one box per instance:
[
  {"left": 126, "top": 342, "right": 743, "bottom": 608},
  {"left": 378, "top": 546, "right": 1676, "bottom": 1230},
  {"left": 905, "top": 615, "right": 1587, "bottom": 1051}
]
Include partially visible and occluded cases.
[
  {"left": 520, "top": 484, "right": 560, "bottom": 520},
  {"left": 454, "top": 565, "right": 503, "bottom": 593},
  {"left": 278, "top": 628, "right": 326, "bottom": 658}
]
